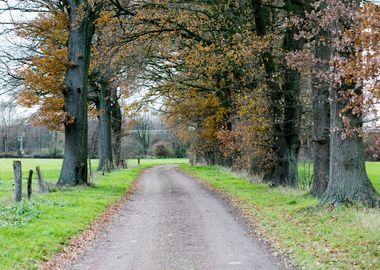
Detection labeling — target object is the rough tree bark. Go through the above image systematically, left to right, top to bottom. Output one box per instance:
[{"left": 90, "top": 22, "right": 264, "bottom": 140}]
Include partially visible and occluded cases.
[
  {"left": 252, "top": 0, "right": 303, "bottom": 187},
  {"left": 252, "top": 0, "right": 288, "bottom": 185},
  {"left": 281, "top": 0, "right": 308, "bottom": 188},
  {"left": 57, "top": 1, "right": 95, "bottom": 186},
  {"left": 320, "top": 9, "right": 380, "bottom": 206},
  {"left": 310, "top": 28, "right": 331, "bottom": 197},
  {"left": 282, "top": 45, "right": 302, "bottom": 188},
  {"left": 214, "top": 71, "right": 234, "bottom": 167},
  {"left": 96, "top": 83, "right": 113, "bottom": 172},
  {"left": 320, "top": 85, "right": 380, "bottom": 207},
  {"left": 110, "top": 88, "right": 123, "bottom": 168}
]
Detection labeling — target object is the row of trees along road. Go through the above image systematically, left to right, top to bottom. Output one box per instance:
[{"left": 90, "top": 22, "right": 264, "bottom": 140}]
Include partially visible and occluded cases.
[{"left": 0, "top": 0, "right": 379, "bottom": 207}]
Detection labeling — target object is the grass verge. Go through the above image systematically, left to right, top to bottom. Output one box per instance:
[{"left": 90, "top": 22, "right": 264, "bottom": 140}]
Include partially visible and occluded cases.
[
  {"left": 0, "top": 159, "right": 187, "bottom": 270},
  {"left": 179, "top": 164, "right": 380, "bottom": 270}
]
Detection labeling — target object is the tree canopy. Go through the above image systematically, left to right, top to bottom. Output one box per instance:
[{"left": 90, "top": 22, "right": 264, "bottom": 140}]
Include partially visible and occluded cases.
[{"left": 0, "top": 0, "right": 379, "bottom": 206}]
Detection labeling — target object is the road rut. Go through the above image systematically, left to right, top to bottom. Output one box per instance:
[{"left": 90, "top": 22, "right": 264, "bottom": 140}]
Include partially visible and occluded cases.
[{"left": 67, "top": 165, "right": 282, "bottom": 270}]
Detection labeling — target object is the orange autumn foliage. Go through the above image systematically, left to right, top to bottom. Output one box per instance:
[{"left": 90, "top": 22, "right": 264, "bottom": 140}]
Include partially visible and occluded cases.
[
  {"left": 128, "top": 1, "right": 275, "bottom": 169},
  {"left": 340, "top": 3, "right": 380, "bottom": 122},
  {"left": 15, "top": 8, "right": 130, "bottom": 130},
  {"left": 16, "top": 11, "right": 70, "bottom": 130},
  {"left": 165, "top": 91, "right": 228, "bottom": 163}
]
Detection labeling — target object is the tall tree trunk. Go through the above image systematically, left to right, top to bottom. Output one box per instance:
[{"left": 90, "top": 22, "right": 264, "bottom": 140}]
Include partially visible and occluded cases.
[
  {"left": 252, "top": 0, "right": 289, "bottom": 185},
  {"left": 252, "top": 0, "right": 305, "bottom": 187},
  {"left": 57, "top": 1, "right": 95, "bottom": 186},
  {"left": 320, "top": 8, "right": 380, "bottom": 206},
  {"left": 282, "top": 21, "right": 303, "bottom": 188},
  {"left": 310, "top": 28, "right": 331, "bottom": 197},
  {"left": 214, "top": 72, "right": 234, "bottom": 167},
  {"left": 97, "top": 84, "right": 113, "bottom": 172},
  {"left": 320, "top": 85, "right": 380, "bottom": 207},
  {"left": 111, "top": 88, "right": 123, "bottom": 168}
]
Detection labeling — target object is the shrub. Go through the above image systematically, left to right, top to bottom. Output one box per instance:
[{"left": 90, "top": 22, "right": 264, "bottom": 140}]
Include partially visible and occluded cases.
[{"left": 153, "top": 141, "right": 173, "bottom": 158}]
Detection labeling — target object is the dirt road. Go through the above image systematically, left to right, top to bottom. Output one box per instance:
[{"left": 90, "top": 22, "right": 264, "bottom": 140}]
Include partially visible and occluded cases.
[{"left": 67, "top": 165, "right": 282, "bottom": 270}]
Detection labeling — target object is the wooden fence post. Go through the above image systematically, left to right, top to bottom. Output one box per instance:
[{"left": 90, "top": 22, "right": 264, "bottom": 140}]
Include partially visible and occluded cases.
[
  {"left": 13, "top": 161, "right": 22, "bottom": 202},
  {"left": 36, "top": 166, "right": 49, "bottom": 193},
  {"left": 27, "top": 169, "right": 33, "bottom": 199}
]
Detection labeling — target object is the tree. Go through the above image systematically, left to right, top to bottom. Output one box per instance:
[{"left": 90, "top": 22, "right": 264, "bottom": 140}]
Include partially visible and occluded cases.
[
  {"left": 57, "top": 0, "right": 97, "bottom": 185},
  {"left": 251, "top": 0, "right": 310, "bottom": 187},
  {"left": 281, "top": 0, "right": 308, "bottom": 188},
  {"left": 285, "top": 0, "right": 334, "bottom": 196},
  {"left": 289, "top": 0, "right": 380, "bottom": 205},
  {"left": 2, "top": 1, "right": 95, "bottom": 184},
  {"left": 126, "top": 1, "right": 274, "bottom": 169},
  {"left": 319, "top": 1, "right": 380, "bottom": 206},
  {"left": 11, "top": 2, "right": 128, "bottom": 177},
  {"left": 310, "top": 3, "right": 332, "bottom": 197},
  {"left": 89, "top": 9, "right": 141, "bottom": 169},
  {"left": 16, "top": 10, "right": 70, "bottom": 130},
  {"left": 310, "top": 31, "right": 331, "bottom": 197},
  {"left": 89, "top": 68, "right": 114, "bottom": 172},
  {"left": 110, "top": 87, "right": 124, "bottom": 167},
  {"left": 0, "top": 102, "right": 17, "bottom": 154},
  {"left": 132, "top": 114, "right": 153, "bottom": 156},
  {"left": 364, "top": 131, "right": 380, "bottom": 161},
  {"left": 153, "top": 141, "right": 171, "bottom": 158}
]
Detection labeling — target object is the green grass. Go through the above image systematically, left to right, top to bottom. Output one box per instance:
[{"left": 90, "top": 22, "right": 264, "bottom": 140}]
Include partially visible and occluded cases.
[
  {"left": 0, "top": 158, "right": 188, "bottom": 270},
  {"left": 0, "top": 158, "right": 188, "bottom": 200},
  {"left": 0, "top": 158, "right": 187, "bottom": 180},
  {"left": 0, "top": 159, "right": 99, "bottom": 200},
  {"left": 0, "top": 159, "right": 77, "bottom": 180},
  {"left": 298, "top": 161, "right": 380, "bottom": 192},
  {"left": 366, "top": 162, "right": 380, "bottom": 191},
  {"left": 179, "top": 164, "right": 380, "bottom": 270}
]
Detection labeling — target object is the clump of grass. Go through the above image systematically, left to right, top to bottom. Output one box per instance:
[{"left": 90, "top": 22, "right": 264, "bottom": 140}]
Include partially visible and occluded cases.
[{"left": 0, "top": 201, "right": 41, "bottom": 227}]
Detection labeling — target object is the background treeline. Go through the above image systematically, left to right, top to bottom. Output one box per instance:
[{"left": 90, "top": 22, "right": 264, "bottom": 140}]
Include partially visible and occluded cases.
[{"left": 0, "top": 107, "right": 186, "bottom": 159}]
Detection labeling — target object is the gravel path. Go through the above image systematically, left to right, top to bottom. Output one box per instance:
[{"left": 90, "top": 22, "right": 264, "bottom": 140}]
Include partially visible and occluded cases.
[{"left": 67, "top": 165, "right": 282, "bottom": 270}]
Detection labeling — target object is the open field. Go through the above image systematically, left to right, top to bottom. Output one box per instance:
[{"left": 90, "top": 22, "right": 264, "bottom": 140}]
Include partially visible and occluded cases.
[
  {"left": 0, "top": 158, "right": 188, "bottom": 270},
  {"left": 0, "top": 158, "right": 188, "bottom": 200},
  {"left": 0, "top": 158, "right": 188, "bottom": 180},
  {"left": 1, "top": 158, "right": 378, "bottom": 200},
  {"left": 0, "top": 159, "right": 99, "bottom": 200},
  {"left": 0, "top": 159, "right": 81, "bottom": 180},
  {"left": 179, "top": 164, "right": 380, "bottom": 269}
]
